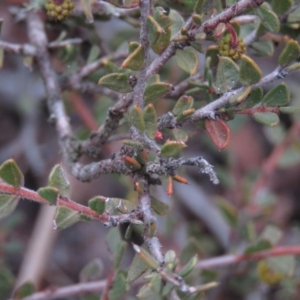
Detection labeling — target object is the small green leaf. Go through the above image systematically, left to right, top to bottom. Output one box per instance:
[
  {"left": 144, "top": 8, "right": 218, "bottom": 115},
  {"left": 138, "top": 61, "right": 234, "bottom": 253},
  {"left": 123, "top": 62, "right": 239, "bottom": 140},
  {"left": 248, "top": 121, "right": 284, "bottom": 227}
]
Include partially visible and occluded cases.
[
  {"left": 105, "top": 0, "right": 139, "bottom": 8},
  {"left": 194, "top": 0, "right": 205, "bottom": 14},
  {"left": 272, "top": 0, "right": 292, "bottom": 16},
  {"left": 256, "top": 3, "right": 280, "bottom": 33},
  {"left": 288, "top": 6, "right": 300, "bottom": 23},
  {"left": 154, "top": 7, "right": 173, "bottom": 29},
  {"left": 169, "top": 9, "right": 184, "bottom": 39},
  {"left": 147, "top": 16, "right": 163, "bottom": 45},
  {"left": 151, "top": 27, "right": 171, "bottom": 54},
  {"left": 252, "top": 40, "right": 274, "bottom": 56},
  {"left": 278, "top": 40, "right": 300, "bottom": 66},
  {"left": 190, "top": 42, "right": 204, "bottom": 53},
  {"left": 87, "top": 45, "right": 100, "bottom": 64},
  {"left": 121, "top": 45, "right": 144, "bottom": 71},
  {"left": 206, "top": 45, "right": 219, "bottom": 67},
  {"left": 176, "top": 49, "right": 199, "bottom": 76},
  {"left": 239, "top": 55, "right": 263, "bottom": 85},
  {"left": 215, "top": 56, "right": 239, "bottom": 94},
  {"left": 98, "top": 73, "right": 133, "bottom": 93},
  {"left": 144, "top": 82, "right": 173, "bottom": 104},
  {"left": 262, "top": 83, "right": 290, "bottom": 107},
  {"left": 240, "top": 87, "right": 263, "bottom": 109},
  {"left": 172, "top": 95, "right": 194, "bottom": 116},
  {"left": 143, "top": 104, "right": 157, "bottom": 139},
  {"left": 131, "top": 105, "right": 145, "bottom": 133},
  {"left": 280, "top": 106, "right": 300, "bottom": 114},
  {"left": 176, "top": 108, "right": 195, "bottom": 121},
  {"left": 253, "top": 112, "right": 280, "bottom": 127},
  {"left": 173, "top": 128, "right": 188, "bottom": 142},
  {"left": 122, "top": 139, "right": 143, "bottom": 149},
  {"left": 160, "top": 141, "right": 186, "bottom": 157},
  {"left": 0, "top": 159, "right": 24, "bottom": 187},
  {"left": 49, "top": 164, "right": 70, "bottom": 197},
  {"left": 37, "top": 187, "right": 59, "bottom": 205},
  {"left": 0, "top": 195, "right": 19, "bottom": 220},
  {"left": 88, "top": 196, "right": 105, "bottom": 215},
  {"left": 150, "top": 197, "right": 169, "bottom": 216},
  {"left": 216, "top": 197, "right": 238, "bottom": 227},
  {"left": 105, "top": 198, "right": 137, "bottom": 215},
  {"left": 53, "top": 206, "right": 80, "bottom": 230},
  {"left": 260, "top": 224, "right": 282, "bottom": 246},
  {"left": 106, "top": 227, "right": 127, "bottom": 269},
  {"left": 244, "top": 240, "right": 272, "bottom": 255},
  {"left": 132, "top": 244, "right": 160, "bottom": 270},
  {"left": 127, "top": 252, "right": 148, "bottom": 283},
  {"left": 179, "top": 255, "right": 198, "bottom": 277},
  {"left": 267, "top": 255, "right": 295, "bottom": 277},
  {"left": 79, "top": 258, "right": 103, "bottom": 282},
  {"left": 108, "top": 270, "right": 128, "bottom": 300},
  {"left": 137, "top": 275, "right": 162, "bottom": 299},
  {"left": 14, "top": 282, "right": 35, "bottom": 299}
]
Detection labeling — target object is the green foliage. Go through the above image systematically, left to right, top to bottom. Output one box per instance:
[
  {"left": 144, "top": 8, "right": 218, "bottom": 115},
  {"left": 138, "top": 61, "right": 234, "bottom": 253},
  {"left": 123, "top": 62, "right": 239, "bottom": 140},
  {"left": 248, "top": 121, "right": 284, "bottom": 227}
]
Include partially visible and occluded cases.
[{"left": 0, "top": 159, "right": 24, "bottom": 187}]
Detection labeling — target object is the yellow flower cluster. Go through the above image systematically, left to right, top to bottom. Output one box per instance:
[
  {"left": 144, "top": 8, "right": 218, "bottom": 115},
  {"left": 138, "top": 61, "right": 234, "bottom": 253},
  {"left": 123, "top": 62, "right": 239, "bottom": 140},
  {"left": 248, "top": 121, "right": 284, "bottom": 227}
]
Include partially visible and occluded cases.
[
  {"left": 45, "top": 0, "right": 75, "bottom": 21},
  {"left": 219, "top": 34, "right": 246, "bottom": 60},
  {"left": 257, "top": 260, "right": 283, "bottom": 285}
]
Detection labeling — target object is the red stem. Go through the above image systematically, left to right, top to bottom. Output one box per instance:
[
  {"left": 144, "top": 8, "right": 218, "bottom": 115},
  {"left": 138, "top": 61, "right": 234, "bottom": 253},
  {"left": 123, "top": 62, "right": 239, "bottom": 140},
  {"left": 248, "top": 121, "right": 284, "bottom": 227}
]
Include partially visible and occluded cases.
[
  {"left": 226, "top": 22, "right": 238, "bottom": 48},
  {"left": 0, "top": 181, "right": 109, "bottom": 222},
  {"left": 197, "top": 245, "right": 300, "bottom": 270}
]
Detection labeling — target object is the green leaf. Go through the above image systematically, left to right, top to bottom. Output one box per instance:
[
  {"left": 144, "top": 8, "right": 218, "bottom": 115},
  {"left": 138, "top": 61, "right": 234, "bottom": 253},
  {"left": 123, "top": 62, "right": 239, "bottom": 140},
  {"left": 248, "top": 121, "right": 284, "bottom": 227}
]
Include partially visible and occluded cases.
[
  {"left": 105, "top": 0, "right": 139, "bottom": 8},
  {"left": 194, "top": 0, "right": 205, "bottom": 14},
  {"left": 272, "top": 0, "right": 292, "bottom": 15},
  {"left": 256, "top": 3, "right": 280, "bottom": 33},
  {"left": 288, "top": 6, "right": 300, "bottom": 23},
  {"left": 154, "top": 7, "right": 173, "bottom": 29},
  {"left": 169, "top": 9, "right": 184, "bottom": 39},
  {"left": 147, "top": 16, "right": 163, "bottom": 45},
  {"left": 151, "top": 27, "right": 171, "bottom": 54},
  {"left": 252, "top": 40, "right": 274, "bottom": 56},
  {"left": 278, "top": 40, "right": 300, "bottom": 66},
  {"left": 190, "top": 42, "right": 204, "bottom": 53},
  {"left": 87, "top": 45, "right": 100, "bottom": 64},
  {"left": 121, "top": 45, "right": 144, "bottom": 71},
  {"left": 206, "top": 45, "right": 219, "bottom": 67},
  {"left": 176, "top": 49, "right": 199, "bottom": 76},
  {"left": 239, "top": 55, "right": 263, "bottom": 85},
  {"left": 215, "top": 56, "right": 239, "bottom": 94},
  {"left": 98, "top": 73, "right": 133, "bottom": 93},
  {"left": 144, "top": 82, "right": 173, "bottom": 104},
  {"left": 262, "top": 83, "right": 290, "bottom": 107},
  {"left": 240, "top": 87, "right": 263, "bottom": 108},
  {"left": 172, "top": 95, "right": 194, "bottom": 116},
  {"left": 143, "top": 104, "right": 157, "bottom": 139},
  {"left": 131, "top": 105, "right": 145, "bottom": 133},
  {"left": 280, "top": 106, "right": 300, "bottom": 114},
  {"left": 176, "top": 108, "right": 195, "bottom": 121},
  {"left": 253, "top": 112, "right": 279, "bottom": 127},
  {"left": 173, "top": 128, "right": 188, "bottom": 142},
  {"left": 122, "top": 139, "right": 143, "bottom": 149},
  {"left": 160, "top": 141, "right": 186, "bottom": 157},
  {"left": 0, "top": 159, "right": 24, "bottom": 187},
  {"left": 49, "top": 164, "right": 70, "bottom": 197},
  {"left": 37, "top": 187, "right": 59, "bottom": 205},
  {"left": 0, "top": 195, "right": 19, "bottom": 220},
  {"left": 88, "top": 196, "right": 105, "bottom": 215},
  {"left": 150, "top": 197, "right": 169, "bottom": 216},
  {"left": 216, "top": 197, "right": 238, "bottom": 227},
  {"left": 105, "top": 198, "right": 137, "bottom": 215},
  {"left": 53, "top": 206, "right": 80, "bottom": 230},
  {"left": 260, "top": 224, "right": 282, "bottom": 246},
  {"left": 106, "top": 227, "right": 127, "bottom": 269},
  {"left": 244, "top": 240, "right": 272, "bottom": 255},
  {"left": 132, "top": 244, "right": 160, "bottom": 270},
  {"left": 127, "top": 252, "right": 148, "bottom": 283},
  {"left": 179, "top": 255, "right": 198, "bottom": 277},
  {"left": 267, "top": 255, "right": 295, "bottom": 277},
  {"left": 79, "top": 258, "right": 103, "bottom": 282},
  {"left": 108, "top": 270, "right": 128, "bottom": 300},
  {"left": 137, "top": 275, "right": 162, "bottom": 299},
  {"left": 14, "top": 282, "right": 35, "bottom": 299}
]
